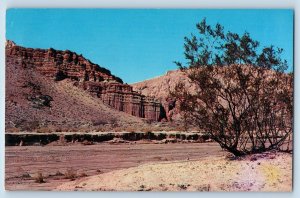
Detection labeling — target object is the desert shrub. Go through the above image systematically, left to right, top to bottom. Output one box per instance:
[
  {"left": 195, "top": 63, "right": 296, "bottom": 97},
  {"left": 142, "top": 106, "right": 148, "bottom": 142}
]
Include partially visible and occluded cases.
[
  {"left": 173, "top": 18, "right": 293, "bottom": 156},
  {"left": 27, "top": 94, "right": 53, "bottom": 109},
  {"left": 16, "top": 120, "right": 40, "bottom": 131},
  {"left": 55, "top": 127, "right": 63, "bottom": 132},
  {"left": 64, "top": 168, "right": 77, "bottom": 181},
  {"left": 55, "top": 170, "right": 64, "bottom": 176},
  {"left": 21, "top": 172, "right": 31, "bottom": 178},
  {"left": 34, "top": 172, "right": 45, "bottom": 183},
  {"left": 80, "top": 172, "right": 88, "bottom": 177},
  {"left": 177, "top": 184, "right": 189, "bottom": 190},
  {"left": 197, "top": 184, "right": 211, "bottom": 191},
  {"left": 140, "top": 185, "right": 145, "bottom": 189}
]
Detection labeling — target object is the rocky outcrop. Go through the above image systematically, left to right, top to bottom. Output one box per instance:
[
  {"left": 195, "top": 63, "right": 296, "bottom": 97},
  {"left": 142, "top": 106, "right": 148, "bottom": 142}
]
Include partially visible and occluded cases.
[
  {"left": 6, "top": 40, "right": 162, "bottom": 121},
  {"left": 6, "top": 40, "right": 123, "bottom": 83},
  {"left": 84, "top": 82, "right": 161, "bottom": 121}
]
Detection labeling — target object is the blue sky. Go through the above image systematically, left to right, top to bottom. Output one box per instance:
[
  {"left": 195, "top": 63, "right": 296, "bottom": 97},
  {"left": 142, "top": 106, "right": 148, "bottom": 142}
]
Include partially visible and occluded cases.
[{"left": 6, "top": 9, "right": 293, "bottom": 83}]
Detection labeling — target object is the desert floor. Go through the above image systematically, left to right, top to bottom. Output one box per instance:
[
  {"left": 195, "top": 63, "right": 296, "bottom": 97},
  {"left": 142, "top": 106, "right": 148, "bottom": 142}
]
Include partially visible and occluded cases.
[
  {"left": 5, "top": 142, "right": 292, "bottom": 192},
  {"left": 5, "top": 142, "right": 224, "bottom": 190},
  {"left": 57, "top": 151, "right": 292, "bottom": 192}
]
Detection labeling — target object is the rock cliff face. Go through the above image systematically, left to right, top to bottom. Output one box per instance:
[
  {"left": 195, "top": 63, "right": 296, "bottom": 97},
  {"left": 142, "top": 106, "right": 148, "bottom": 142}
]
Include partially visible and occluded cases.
[
  {"left": 6, "top": 40, "right": 162, "bottom": 121},
  {"left": 6, "top": 40, "right": 122, "bottom": 83},
  {"left": 84, "top": 82, "right": 161, "bottom": 120}
]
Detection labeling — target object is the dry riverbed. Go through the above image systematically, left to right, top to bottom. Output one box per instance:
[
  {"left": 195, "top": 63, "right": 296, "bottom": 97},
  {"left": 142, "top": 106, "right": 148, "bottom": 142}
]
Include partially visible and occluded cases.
[
  {"left": 5, "top": 142, "right": 223, "bottom": 190},
  {"left": 5, "top": 142, "right": 292, "bottom": 191}
]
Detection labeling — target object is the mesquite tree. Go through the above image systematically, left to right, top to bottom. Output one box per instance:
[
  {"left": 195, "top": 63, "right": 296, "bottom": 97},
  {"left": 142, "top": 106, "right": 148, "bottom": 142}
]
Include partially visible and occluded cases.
[{"left": 173, "top": 18, "right": 293, "bottom": 156}]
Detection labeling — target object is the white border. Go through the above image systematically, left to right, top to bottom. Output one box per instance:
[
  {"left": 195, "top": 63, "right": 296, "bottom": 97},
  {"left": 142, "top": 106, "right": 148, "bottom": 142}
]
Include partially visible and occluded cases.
[{"left": 0, "top": 0, "right": 298, "bottom": 198}]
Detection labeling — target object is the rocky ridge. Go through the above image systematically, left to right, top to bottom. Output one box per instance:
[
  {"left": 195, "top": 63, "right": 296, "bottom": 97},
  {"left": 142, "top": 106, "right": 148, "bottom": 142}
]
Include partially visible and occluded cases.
[{"left": 6, "top": 40, "right": 163, "bottom": 123}]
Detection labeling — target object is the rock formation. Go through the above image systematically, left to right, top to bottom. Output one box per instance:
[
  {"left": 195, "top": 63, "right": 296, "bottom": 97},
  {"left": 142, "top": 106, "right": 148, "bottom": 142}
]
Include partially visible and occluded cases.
[
  {"left": 6, "top": 40, "right": 162, "bottom": 121},
  {"left": 6, "top": 40, "right": 122, "bottom": 83},
  {"left": 84, "top": 82, "right": 161, "bottom": 120}
]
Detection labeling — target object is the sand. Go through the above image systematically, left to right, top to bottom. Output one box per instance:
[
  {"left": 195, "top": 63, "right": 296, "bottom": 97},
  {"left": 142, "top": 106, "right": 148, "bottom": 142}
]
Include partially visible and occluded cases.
[{"left": 57, "top": 151, "right": 292, "bottom": 192}]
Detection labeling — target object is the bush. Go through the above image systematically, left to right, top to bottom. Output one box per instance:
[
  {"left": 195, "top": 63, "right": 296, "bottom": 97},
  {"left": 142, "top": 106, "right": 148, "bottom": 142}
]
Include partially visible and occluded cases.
[
  {"left": 173, "top": 18, "right": 293, "bottom": 156},
  {"left": 64, "top": 168, "right": 77, "bottom": 181},
  {"left": 55, "top": 170, "right": 64, "bottom": 176},
  {"left": 35, "top": 172, "right": 45, "bottom": 183}
]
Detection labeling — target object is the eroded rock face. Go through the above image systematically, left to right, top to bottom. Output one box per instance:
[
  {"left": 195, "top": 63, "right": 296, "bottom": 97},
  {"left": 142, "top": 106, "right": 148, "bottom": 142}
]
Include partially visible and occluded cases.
[
  {"left": 6, "top": 40, "right": 162, "bottom": 121},
  {"left": 6, "top": 40, "right": 123, "bottom": 83},
  {"left": 84, "top": 82, "right": 161, "bottom": 121}
]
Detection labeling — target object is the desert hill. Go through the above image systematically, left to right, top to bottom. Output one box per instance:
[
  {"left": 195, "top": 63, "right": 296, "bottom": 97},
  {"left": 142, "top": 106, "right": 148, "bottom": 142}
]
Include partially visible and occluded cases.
[
  {"left": 5, "top": 41, "right": 163, "bottom": 132},
  {"left": 132, "top": 64, "right": 293, "bottom": 124},
  {"left": 131, "top": 70, "right": 198, "bottom": 121},
  {"left": 132, "top": 70, "right": 196, "bottom": 100}
]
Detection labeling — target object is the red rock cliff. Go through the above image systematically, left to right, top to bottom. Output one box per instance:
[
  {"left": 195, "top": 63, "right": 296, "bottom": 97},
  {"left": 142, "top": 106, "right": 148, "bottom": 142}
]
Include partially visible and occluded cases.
[{"left": 6, "top": 40, "right": 162, "bottom": 121}]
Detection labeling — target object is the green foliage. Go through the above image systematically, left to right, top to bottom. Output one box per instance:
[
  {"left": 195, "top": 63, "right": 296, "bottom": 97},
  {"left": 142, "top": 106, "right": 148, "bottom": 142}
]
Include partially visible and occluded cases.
[
  {"left": 173, "top": 18, "right": 293, "bottom": 156},
  {"left": 175, "top": 18, "right": 288, "bottom": 72}
]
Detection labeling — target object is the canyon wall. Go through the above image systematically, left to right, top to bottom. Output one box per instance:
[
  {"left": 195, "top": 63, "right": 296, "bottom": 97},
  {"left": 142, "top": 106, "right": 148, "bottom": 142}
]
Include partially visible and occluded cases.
[{"left": 6, "top": 40, "right": 162, "bottom": 121}]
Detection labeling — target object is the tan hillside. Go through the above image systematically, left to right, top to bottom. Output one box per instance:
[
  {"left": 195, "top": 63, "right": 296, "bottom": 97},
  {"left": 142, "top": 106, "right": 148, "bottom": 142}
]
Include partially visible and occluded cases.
[{"left": 131, "top": 70, "right": 198, "bottom": 121}]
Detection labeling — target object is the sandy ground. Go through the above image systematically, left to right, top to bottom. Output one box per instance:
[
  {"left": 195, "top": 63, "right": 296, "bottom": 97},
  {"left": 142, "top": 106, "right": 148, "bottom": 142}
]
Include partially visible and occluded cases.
[
  {"left": 5, "top": 142, "right": 223, "bottom": 190},
  {"left": 57, "top": 151, "right": 292, "bottom": 192}
]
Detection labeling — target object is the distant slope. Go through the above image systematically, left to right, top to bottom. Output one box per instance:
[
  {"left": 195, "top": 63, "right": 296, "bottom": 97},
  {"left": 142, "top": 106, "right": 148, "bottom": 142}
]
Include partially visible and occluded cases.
[
  {"left": 132, "top": 66, "right": 293, "bottom": 125},
  {"left": 131, "top": 70, "right": 198, "bottom": 121},
  {"left": 131, "top": 70, "right": 196, "bottom": 100}
]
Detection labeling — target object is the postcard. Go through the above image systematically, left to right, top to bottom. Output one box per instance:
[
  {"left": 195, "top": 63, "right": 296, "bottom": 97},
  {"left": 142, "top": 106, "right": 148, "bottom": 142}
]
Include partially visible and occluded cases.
[{"left": 5, "top": 9, "right": 293, "bottom": 191}]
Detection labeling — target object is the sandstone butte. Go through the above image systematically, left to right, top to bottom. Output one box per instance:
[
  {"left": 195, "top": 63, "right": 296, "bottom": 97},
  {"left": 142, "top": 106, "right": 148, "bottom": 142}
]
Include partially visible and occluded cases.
[{"left": 5, "top": 40, "right": 164, "bottom": 122}]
